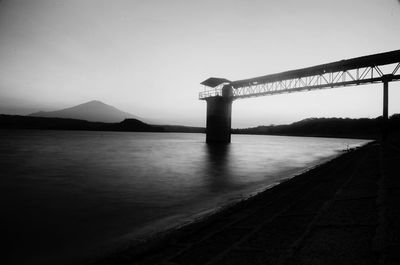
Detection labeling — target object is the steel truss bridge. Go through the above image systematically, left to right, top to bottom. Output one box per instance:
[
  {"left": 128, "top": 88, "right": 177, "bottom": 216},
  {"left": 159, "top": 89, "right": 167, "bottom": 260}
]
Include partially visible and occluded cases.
[
  {"left": 199, "top": 49, "right": 400, "bottom": 100},
  {"left": 200, "top": 49, "right": 400, "bottom": 143}
]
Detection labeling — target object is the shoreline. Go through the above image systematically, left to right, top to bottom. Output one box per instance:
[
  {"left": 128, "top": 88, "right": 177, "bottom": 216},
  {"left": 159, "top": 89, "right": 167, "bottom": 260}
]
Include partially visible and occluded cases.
[
  {"left": 1, "top": 113, "right": 388, "bottom": 140},
  {"left": 0, "top": 127, "right": 374, "bottom": 141},
  {"left": 91, "top": 142, "right": 371, "bottom": 265}
]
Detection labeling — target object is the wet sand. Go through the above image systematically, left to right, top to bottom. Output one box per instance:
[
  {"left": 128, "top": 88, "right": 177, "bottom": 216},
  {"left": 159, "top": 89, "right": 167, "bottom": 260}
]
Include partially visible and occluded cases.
[{"left": 93, "top": 136, "right": 400, "bottom": 265}]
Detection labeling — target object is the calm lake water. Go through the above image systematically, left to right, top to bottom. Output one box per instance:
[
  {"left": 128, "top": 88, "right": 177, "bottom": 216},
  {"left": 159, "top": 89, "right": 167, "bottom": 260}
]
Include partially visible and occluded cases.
[{"left": 0, "top": 130, "right": 369, "bottom": 264}]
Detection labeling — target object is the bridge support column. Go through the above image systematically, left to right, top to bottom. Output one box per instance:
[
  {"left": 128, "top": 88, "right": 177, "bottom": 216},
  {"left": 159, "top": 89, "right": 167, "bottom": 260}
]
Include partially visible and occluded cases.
[
  {"left": 382, "top": 75, "right": 393, "bottom": 141},
  {"left": 382, "top": 78, "right": 389, "bottom": 140},
  {"left": 383, "top": 80, "right": 388, "bottom": 120},
  {"left": 205, "top": 85, "right": 233, "bottom": 143}
]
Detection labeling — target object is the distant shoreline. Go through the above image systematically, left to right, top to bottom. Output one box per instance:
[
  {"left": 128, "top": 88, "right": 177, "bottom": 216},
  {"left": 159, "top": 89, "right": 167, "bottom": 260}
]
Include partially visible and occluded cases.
[
  {"left": 2, "top": 113, "right": 400, "bottom": 139},
  {"left": 0, "top": 114, "right": 204, "bottom": 134}
]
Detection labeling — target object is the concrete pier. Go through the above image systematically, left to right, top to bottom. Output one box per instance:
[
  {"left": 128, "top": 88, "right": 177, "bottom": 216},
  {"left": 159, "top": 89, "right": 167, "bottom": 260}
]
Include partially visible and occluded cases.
[{"left": 205, "top": 85, "right": 233, "bottom": 143}]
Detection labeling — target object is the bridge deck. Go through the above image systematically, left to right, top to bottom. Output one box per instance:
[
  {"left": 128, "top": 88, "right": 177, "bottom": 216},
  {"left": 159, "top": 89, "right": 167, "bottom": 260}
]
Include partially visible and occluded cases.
[{"left": 199, "top": 49, "right": 400, "bottom": 100}]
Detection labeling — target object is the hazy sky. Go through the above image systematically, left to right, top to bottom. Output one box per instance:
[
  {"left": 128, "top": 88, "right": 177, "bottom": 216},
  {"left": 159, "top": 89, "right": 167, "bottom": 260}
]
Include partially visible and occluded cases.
[{"left": 0, "top": 0, "right": 399, "bottom": 127}]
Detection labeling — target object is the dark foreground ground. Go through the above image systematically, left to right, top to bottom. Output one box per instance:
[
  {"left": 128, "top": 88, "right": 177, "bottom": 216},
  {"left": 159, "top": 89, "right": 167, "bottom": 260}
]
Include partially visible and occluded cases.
[{"left": 94, "top": 136, "right": 400, "bottom": 265}]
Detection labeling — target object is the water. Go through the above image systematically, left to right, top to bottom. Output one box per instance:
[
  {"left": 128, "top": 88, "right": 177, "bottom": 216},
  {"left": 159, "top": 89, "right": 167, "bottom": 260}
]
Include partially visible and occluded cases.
[{"left": 0, "top": 130, "right": 369, "bottom": 264}]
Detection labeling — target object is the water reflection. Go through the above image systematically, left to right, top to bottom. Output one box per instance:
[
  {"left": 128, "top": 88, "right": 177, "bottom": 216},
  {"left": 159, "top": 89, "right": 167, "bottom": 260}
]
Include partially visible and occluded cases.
[
  {"left": 0, "top": 131, "right": 370, "bottom": 265},
  {"left": 203, "top": 143, "right": 234, "bottom": 192}
]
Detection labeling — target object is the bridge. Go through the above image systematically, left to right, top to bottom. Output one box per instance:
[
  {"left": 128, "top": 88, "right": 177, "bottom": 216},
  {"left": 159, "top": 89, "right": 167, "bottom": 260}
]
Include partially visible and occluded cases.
[{"left": 200, "top": 49, "right": 400, "bottom": 143}]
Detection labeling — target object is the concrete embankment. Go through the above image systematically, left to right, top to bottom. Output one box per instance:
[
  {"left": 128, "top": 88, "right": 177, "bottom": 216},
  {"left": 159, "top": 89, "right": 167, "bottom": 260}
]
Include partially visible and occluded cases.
[{"left": 94, "top": 137, "right": 400, "bottom": 265}]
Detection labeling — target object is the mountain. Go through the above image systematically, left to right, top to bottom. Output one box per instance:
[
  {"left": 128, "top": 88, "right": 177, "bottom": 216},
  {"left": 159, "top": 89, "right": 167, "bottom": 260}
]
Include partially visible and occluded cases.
[{"left": 29, "top": 100, "right": 140, "bottom": 123}]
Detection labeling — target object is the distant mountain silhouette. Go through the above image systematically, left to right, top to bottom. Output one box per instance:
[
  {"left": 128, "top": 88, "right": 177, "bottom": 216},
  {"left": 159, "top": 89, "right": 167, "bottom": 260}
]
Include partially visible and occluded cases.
[{"left": 29, "top": 100, "right": 140, "bottom": 123}]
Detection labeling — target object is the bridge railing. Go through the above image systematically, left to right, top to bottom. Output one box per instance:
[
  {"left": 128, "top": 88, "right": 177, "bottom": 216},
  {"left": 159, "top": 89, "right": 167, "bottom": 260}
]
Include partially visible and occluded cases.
[
  {"left": 199, "top": 64, "right": 400, "bottom": 100},
  {"left": 199, "top": 89, "right": 223, "bottom": 99}
]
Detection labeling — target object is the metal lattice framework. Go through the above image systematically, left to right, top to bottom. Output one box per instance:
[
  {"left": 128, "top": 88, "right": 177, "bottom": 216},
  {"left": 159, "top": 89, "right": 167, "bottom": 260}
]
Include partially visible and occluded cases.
[
  {"left": 199, "top": 50, "right": 400, "bottom": 100},
  {"left": 231, "top": 64, "right": 400, "bottom": 99}
]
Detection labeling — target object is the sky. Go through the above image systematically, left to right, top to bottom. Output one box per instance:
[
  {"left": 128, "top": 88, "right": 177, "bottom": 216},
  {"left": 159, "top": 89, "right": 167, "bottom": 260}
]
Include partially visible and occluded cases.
[{"left": 0, "top": 0, "right": 399, "bottom": 127}]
